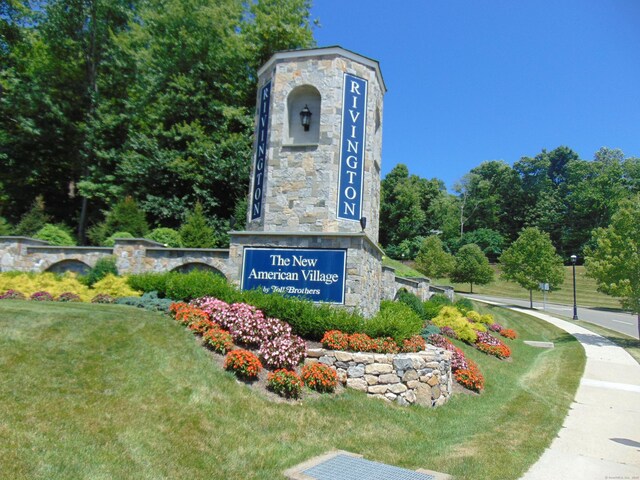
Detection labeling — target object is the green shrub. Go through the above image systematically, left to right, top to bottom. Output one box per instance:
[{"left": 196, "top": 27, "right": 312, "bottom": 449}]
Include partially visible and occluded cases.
[
  {"left": 34, "top": 223, "right": 76, "bottom": 246},
  {"left": 147, "top": 227, "right": 182, "bottom": 247},
  {"left": 103, "top": 231, "right": 134, "bottom": 246},
  {"left": 84, "top": 256, "right": 118, "bottom": 287},
  {"left": 129, "top": 270, "right": 365, "bottom": 340},
  {"left": 165, "top": 270, "right": 233, "bottom": 301},
  {"left": 127, "top": 272, "right": 172, "bottom": 297},
  {"left": 240, "top": 289, "right": 363, "bottom": 340},
  {"left": 396, "top": 289, "right": 425, "bottom": 319},
  {"left": 116, "top": 291, "right": 173, "bottom": 312},
  {"left": 422, "top": 293, "right": 452, "bottom": 320},
  {"left": 454, "top": 297, "right": 474, "bottom": 315},
  {"left": 363, "top": 300, "right": 423, "bottom": 343},
  {"left": 421, "top": 323, "right": 441, "bottom": 339}
]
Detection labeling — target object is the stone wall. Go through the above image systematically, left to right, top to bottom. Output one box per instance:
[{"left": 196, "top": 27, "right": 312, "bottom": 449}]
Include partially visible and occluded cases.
[
  {"left": 228, "top": 231, "right": 383, "bottom": 318},
  {"left": 0, "top": 237, "right": 231, "bottom": 278},
  {"left": 381, "top": 265, "right": 433, "bottom": 302},
  {"left": 306, "top": 346, "right": 452, "bottom": 407}
]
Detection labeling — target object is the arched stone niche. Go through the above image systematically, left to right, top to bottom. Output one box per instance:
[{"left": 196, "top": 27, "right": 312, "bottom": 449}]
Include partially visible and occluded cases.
[{"left": 285, "top": 85, "right": 321, "bottom": 145}]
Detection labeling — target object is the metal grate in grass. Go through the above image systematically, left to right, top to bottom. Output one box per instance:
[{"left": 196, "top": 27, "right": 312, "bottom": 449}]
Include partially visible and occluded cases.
[{"left": 290, "top": 452, "right": 437, "bottom": 480}]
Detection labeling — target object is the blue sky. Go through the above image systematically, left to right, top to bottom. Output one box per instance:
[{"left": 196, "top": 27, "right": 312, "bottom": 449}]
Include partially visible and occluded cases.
[{"left": 310, "top": 0, "right": 640, "bottom": 190}]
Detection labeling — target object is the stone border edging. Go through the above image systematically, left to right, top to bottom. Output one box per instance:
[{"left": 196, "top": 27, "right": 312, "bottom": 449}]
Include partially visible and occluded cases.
[{"left": 305, "top": 346, "right": 452, "bottom": 407}]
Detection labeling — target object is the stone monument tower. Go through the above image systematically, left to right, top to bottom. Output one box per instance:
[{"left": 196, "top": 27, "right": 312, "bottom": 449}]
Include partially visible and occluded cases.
[{"left": 228, "top": 46, "right": 386, "bottom": 317}]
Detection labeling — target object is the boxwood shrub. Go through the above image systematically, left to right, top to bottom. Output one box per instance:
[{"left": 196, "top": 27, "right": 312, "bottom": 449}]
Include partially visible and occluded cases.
[{"left": 362, "top": 300, "right": 423, "bottom": 343}]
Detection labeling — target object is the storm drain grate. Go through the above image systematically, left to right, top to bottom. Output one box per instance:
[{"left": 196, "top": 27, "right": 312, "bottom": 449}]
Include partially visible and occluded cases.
[{"left": 301, "top": 454, "right": 435, "bottom": 480}]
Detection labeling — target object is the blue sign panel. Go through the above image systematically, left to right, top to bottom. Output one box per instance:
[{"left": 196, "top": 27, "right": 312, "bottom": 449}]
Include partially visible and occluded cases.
[
  {"left": 337, "top": 73, "right": 368, "bottom": 221},
  {"left": 251, "top": 81, "right": 271, "bottom": 220},
  {"left": 241, "top": 247, "right": 346, "bottom": 304}
]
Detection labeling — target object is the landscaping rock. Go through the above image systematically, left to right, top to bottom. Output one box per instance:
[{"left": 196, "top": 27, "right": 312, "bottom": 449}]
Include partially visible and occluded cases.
[{"left": 346, "top": 378, "right": 367, "bottom": 391}]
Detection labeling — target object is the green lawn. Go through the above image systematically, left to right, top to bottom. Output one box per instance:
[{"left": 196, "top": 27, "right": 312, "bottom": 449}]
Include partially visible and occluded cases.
[
  {"left": 383, "top": 257, "right": 623, "bottom": 310},
  {"left": 0, "top": 301, "right": 585, "bottom": 480}
]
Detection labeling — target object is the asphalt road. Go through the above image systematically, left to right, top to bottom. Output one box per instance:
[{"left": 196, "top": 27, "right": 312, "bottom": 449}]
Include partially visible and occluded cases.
[{"left": 463, "top": 294, "right": 639, "bottom": 339}]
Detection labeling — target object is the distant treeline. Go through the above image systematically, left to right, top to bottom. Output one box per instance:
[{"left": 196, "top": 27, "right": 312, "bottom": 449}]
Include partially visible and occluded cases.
[{"left": 381, "top": 146, "right": 640, "bottom": 261}]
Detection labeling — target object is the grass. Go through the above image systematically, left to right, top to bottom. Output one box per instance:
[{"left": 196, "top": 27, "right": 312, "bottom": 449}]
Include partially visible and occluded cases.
[
  {"left": 382, "top": 256, "right": 426, "bottom": 279},
  {"left": 408, "top": 263, "right": 623, "bottom": 310},
  {"left": 0, "top": 300, "right": 585, "bottom": 480}
]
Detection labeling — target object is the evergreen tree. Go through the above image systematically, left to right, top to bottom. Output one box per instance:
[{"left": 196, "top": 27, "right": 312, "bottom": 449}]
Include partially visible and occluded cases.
[
  {"left": 15, "top": 196, "right": 50, "bottom": 236},
  {"left": 89, "top": 197, "right": 148, "bottom": 244},
  {"left": 180, "top": 202, "right": 216, "bottom": 248}
]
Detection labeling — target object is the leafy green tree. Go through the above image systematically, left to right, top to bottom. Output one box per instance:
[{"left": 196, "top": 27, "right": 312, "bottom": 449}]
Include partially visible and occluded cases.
[
  {"left": 241, "top": 0, "right": 316, "bottom": 75},
  {"left": 380, "top": 164, "right": 445, "bottom": 250},
  {"left": 14, "top": 196, "right": 50, "bottom": 236},
  {"left": 585, "top": 196, "right": 640, "bottom": 335},
  {"left": 180, "top": 202, "right": 216, "bottom": 248},
  {"left": 34, "top": 223, "right": 76, "bottom": 246},
  {"left": 500, "top": 227, "right": 564, "bottom": 307},
  {"left": 454, "top": 228, "right": 505, "bottom": 261},
  {"left": 415, "top": 236, "right": 455, "bottom": 279},
  {"left": 450, "top": 244, "right": 493, "bottom": 293}
]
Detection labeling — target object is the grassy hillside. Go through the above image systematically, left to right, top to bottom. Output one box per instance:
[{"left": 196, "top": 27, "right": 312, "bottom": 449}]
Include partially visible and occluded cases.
[
  {"left": 382, "top": 257, "right": 622, "bottom": 310},
  {"left": 0, "top": 301, "right": 584, "bottom": 480}
]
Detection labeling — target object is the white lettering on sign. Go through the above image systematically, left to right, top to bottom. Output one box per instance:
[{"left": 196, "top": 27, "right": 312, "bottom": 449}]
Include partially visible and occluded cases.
[
  {"left": 337, "top": 74, "right": 367, "bottom": 221},
  {"left": 251, "top": 81, "right": 271, "bottom": 220}
]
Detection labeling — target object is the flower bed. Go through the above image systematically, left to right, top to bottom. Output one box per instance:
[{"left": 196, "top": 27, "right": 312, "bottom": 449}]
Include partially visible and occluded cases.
[{"left": 320, "top": 330, "right": 425, "bottom": 354}]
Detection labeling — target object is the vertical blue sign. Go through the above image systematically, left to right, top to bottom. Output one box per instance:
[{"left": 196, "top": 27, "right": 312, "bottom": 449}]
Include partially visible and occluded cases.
[
  {"left": 337, "top": 73, "right": 368, "bottom": 221},
  {"left": 251, "top": 81, "right": 271, "bottom": 220},
  {"left": 242, "top": 248, "right": 347, "bottom": 304}
]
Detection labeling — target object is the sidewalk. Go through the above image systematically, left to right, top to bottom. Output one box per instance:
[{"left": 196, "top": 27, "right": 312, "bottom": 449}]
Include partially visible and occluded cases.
[{"left": 494, "top": 306, "right": 640, "bottom": 479}]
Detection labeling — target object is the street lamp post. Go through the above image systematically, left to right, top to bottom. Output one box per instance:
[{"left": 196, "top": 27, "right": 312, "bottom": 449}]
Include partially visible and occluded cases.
[{"left": 571, "top": 254, "right": 578, "bottom": 320}]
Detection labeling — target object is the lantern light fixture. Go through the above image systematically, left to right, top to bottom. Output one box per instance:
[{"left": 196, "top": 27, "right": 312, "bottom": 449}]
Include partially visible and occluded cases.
[{"left": 299, "top": 105, "right": 312, "bottom": 131}]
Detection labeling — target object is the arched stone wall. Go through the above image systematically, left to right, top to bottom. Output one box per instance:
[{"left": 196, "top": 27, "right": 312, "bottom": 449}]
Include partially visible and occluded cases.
[{"left": 46, "top": 259, "right": 92, "bottom": 275}]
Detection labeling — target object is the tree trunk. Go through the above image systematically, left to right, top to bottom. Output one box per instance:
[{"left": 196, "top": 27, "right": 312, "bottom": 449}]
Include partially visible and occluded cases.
[
  {"left": 470, "top": 282, "right": 473, "bottom": 294},
  {"left": 529, "top": 290, "right": 533, "bottom": 308}
]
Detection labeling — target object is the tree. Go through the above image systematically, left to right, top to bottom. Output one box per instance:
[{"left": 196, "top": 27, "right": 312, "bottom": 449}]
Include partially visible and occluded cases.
[
  {"left": 380, "top": 163, "right": 445, "bottom": 250},
  {"left": 14, "top": 196, "right": 50, "bottom": 236},
  {"left": 89, "top": 196, "right": 149, "bottom": 244},
  {"left": 585, "top": 196, "right": 640, "bottom": 336},
  {"left": 179, "top": 202, "right": 216, "bottom": 248},
  {"left": 500, "top": 227, "right": 564, "bottom": 307},
  {"left": 454, "top": 228, "right": 505, "bottom": 262},
  {"left": 414, "top": 236, "right": 455, "bottom": 279},
  {"left": 450, "top": 244, "right": 493, "bottom": 293}
]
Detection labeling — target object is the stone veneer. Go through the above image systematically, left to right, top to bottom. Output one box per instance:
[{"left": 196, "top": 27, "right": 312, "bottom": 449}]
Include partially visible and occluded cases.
[
  {"left": 247, "top": 47, "right": 385, "bottom": 242},
  {"left": 228, "top": 231, "right": 383, "bottom": 318},
  {"left": 306, "top": 345, "right": 452, "bottom": 407}
]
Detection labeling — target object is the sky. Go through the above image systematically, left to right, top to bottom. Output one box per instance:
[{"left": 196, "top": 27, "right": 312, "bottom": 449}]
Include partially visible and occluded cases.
[{"left": 309, "top": 0, "right": 640, "bottom": 190}]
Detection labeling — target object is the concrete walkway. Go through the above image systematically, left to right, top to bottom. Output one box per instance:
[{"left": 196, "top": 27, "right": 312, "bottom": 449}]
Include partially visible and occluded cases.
[{"left": 491, "top": 306, "right": 640, "bottom": 479}]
